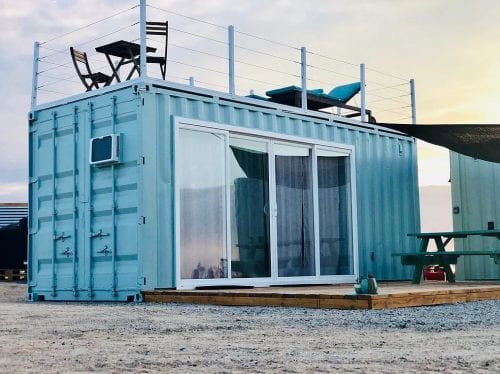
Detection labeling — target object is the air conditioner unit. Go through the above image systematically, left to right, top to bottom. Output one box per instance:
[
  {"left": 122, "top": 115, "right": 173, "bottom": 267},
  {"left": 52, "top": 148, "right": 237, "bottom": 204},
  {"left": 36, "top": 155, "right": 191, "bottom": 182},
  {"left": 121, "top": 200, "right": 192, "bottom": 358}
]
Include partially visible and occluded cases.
[{"left": 89, "top": 134, "right": 121, "bottom": 166}]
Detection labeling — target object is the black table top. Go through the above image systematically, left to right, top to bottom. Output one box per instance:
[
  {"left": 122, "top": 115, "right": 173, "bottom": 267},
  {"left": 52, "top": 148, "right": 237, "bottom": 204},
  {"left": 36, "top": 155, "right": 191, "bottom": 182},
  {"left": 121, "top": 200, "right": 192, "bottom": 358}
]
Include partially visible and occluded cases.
[
  {"left": 95, "top": 40, "right": 156, "bottom": 58},
  {"left": 407, "top": 229, "right": 500, "bottom": 238}
]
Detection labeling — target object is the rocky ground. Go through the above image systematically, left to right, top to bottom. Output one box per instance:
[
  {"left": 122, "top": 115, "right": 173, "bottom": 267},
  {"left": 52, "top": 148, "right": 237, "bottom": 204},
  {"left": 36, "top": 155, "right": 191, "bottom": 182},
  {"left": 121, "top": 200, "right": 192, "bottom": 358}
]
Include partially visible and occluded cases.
[{"left": 0, "top": 282, "right": 499, "bottom": 373}]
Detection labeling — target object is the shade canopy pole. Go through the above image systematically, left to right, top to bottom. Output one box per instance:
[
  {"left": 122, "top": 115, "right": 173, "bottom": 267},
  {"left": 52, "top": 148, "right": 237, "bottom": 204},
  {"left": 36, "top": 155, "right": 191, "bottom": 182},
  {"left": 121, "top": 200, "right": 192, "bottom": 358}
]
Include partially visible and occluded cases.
[
  {"left": 139, "top": 0, "right": 147, "bottom": 77},
  {"left": 301, "top": 47, "right": 307, "bottom": 112},
  {"left": 410, "top": 78, "right": 417, "bottom": 124}
]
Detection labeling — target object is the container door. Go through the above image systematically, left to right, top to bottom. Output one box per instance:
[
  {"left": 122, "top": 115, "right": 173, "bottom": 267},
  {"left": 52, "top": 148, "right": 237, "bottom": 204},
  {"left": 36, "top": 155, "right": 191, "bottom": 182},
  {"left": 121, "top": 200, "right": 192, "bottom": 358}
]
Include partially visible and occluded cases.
[
  {"left": 82, "top": 100, "right": 141, "bottom": 300},
  {"left": 29, "top": 112, "right": 80, "bottom": 300}
]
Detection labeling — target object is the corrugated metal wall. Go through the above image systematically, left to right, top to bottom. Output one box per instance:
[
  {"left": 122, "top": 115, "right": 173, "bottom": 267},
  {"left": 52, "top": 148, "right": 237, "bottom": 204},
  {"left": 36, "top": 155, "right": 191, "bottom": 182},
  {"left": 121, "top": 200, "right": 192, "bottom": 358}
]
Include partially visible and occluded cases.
[
  {"left": 29, "top": 81, "right": 421, "bottom": 300},
  {"left": 148, "top": 84, "right": 420, "bottom": 285},
  {"left": 451, "top": 152, "right": 500, "bottom": 280}
]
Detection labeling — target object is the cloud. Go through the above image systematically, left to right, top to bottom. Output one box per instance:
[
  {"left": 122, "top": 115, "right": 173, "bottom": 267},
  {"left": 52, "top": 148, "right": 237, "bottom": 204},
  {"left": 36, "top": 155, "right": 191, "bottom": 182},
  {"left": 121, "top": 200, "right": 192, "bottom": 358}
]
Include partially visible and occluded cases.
[{"left": 1, "top": 0, "right": 499, "bottom": 203}]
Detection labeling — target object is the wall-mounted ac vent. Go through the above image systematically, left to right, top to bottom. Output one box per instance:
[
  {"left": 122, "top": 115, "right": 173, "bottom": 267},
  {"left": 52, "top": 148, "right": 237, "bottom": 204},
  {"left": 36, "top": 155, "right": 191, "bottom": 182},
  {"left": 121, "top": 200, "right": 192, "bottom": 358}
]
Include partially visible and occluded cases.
[{"left": 89, "top": 134, "right": 120, "bottom": 166}]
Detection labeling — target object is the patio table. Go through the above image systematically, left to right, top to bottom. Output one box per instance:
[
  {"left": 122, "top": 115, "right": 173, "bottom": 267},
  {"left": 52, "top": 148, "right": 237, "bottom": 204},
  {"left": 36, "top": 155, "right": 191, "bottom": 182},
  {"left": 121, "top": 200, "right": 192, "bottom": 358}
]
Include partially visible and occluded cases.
[{"left": 95, "top": 40, "right": 156, "bottom": 83}]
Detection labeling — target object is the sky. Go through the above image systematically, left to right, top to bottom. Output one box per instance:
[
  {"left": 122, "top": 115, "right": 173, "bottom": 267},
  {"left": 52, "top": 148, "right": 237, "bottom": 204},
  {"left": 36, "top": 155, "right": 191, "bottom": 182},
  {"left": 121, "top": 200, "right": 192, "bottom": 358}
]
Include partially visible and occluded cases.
[{"left": 1, "top": 0, "right": 500, "bottom": 202}]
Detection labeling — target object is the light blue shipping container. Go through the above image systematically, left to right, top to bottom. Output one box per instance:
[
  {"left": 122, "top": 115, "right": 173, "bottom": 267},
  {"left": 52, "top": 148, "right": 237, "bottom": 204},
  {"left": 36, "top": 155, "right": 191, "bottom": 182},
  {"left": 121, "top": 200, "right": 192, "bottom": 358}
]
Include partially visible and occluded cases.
[
  {"left": 28, "top": 78, "right": 421, "bottom": 301},
  {"left": 451, "top": 152, "right": 500, "bottom": 280}
]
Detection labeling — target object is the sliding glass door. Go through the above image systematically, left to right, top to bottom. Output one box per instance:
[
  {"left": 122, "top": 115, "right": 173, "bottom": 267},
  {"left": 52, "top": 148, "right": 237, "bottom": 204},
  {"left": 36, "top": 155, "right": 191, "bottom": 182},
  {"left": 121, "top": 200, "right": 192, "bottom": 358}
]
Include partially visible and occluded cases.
[
  {"left": 175, "top": 120, "right": 356, "bottom": 288},
  {"left": 177, "top": 128, "right": 228, "bottom": 280},
  {"left": 229, "top": 137, "right": 271, "bottom": 278},
  {"left": 274, "top": 143, "right": 315, "bottom": 277},
  {"left": 317, "top": 148, "right": 353, "bottom": 275}
]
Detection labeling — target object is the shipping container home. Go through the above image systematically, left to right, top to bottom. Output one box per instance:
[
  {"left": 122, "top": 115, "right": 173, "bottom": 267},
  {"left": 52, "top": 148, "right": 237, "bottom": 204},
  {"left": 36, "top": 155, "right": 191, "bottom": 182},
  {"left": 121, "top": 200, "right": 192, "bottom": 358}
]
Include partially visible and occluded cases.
[
  {"left": 27, "top": 78, "right": 421, "bottom": 301},
  {"left": 450, "top": 152, "right": 500, "bottom": 280}
]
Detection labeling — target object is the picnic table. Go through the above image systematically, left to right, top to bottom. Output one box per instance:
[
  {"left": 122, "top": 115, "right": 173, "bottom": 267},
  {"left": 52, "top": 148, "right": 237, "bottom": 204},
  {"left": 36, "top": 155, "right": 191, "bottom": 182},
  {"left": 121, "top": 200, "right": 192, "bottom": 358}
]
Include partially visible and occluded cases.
[
  {"left": 95, "top": 40, "right": 156, "bottom": 83},
  {"left": 393, "top": 229, "right": 500, "bottom": 284}
]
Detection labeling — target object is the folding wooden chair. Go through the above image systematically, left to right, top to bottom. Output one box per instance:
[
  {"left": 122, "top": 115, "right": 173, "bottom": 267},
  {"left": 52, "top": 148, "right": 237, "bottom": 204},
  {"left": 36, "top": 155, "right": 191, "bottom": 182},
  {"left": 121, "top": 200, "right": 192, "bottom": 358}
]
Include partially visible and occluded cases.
[
  {"left": 146, "top": 21, "right": 168, "bottom": 79},
  {"left": 70, "top": 47, "right": 111, "bottom": 91}
]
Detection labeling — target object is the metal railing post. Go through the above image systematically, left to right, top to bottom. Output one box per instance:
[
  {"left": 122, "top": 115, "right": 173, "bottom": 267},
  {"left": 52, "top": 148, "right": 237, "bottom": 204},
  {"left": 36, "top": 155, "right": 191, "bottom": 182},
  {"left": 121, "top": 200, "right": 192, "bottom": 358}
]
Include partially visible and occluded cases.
[
  {"left": 139, "top": 0, "right": 147, "bottom": 77},
  {"left": 228, "top": 25, "right": 235, "bottom": 95},
  {"left": 31, "top": 41, "right": 40, "bottom": 110},
  {"left": 301, "top": 47, "right": 307, "bottom": 112},
  {"left": 360, "top": 63, "right": 366, "bottom": 122},
  {"left": 189, "top": 76, "right": 195, "bottom": 86},
  {"left": 410, "top": 78, "right": 417, "bottom": 124}
]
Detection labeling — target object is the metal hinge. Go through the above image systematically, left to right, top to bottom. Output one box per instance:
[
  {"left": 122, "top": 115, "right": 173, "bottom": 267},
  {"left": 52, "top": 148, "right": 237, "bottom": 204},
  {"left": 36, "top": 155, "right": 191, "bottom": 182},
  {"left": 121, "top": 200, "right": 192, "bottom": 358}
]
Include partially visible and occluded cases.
[{"left": 138, "top": 216, "right": 146, "bottom": 225}]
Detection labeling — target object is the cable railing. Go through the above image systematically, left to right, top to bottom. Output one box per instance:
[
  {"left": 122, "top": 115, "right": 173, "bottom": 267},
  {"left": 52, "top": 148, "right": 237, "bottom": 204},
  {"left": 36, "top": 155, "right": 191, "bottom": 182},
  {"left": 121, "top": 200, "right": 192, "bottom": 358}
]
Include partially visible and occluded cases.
[{"left": 31, "top": 0, "right": 416, "bottom": 125}]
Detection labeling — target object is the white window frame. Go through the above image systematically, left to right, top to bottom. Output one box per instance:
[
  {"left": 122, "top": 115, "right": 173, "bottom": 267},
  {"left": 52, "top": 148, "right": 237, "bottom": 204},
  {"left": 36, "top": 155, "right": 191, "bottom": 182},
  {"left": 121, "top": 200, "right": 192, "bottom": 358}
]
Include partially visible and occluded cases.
[{"left": 174, "top": 116, "right": 358, "bottom": 289}]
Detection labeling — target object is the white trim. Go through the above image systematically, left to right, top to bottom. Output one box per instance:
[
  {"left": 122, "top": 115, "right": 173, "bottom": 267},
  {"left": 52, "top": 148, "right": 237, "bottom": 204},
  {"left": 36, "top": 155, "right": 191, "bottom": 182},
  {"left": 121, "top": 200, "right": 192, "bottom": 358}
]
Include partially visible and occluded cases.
[
  {"left": 174, "top": 116, "right": 359, "bottom": 289},
  {"left": 175, "top": 116, "right": 354, "bottom": 155},
  {"left": 174, "top": 117, "right": 181, "bottom": 290},
  {"left": 224, "top": 132, "right": 231, "bottom": 279},
  {"left": 269, "top": 140, "right": 278, "bottom": 280},
  {"left": 312, "top": 145, "right": 320, "bottom": 277},
  {"left": 350, "top": 148, "right": 359, "bottom": 279},
  {"left": 177, "top": 275, "right": 357, "bottom": 290}
]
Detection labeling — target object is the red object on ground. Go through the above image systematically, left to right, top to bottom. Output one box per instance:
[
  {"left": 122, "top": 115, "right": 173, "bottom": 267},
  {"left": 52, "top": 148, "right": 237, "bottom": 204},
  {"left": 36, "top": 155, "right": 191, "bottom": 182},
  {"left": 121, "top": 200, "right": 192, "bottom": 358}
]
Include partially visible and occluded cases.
[{"left": 423, "top": 266, "right": 445, "bottom": 281}]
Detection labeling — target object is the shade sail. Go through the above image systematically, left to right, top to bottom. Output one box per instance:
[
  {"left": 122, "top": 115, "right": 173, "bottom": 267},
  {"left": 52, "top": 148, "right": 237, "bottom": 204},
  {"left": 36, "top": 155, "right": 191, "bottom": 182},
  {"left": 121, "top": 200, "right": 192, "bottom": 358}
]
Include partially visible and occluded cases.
[{"left": 376, "top": 123, "right": 500, "bottom": 163}]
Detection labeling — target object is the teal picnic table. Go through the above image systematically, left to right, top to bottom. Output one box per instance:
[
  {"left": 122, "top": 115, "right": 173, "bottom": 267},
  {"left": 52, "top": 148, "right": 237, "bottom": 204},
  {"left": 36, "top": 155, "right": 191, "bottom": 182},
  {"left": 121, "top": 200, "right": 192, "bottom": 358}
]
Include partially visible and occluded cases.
[{"left": 393, "top": 229, "right": 500, "bottom": 284}]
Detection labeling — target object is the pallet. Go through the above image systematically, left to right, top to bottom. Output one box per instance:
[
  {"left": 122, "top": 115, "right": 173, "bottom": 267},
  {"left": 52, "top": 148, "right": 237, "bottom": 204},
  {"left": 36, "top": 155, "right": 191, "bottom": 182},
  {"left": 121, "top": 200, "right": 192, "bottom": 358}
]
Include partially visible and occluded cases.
[{"left": 0, "top": 269, "right": 27, "bottom": 281}]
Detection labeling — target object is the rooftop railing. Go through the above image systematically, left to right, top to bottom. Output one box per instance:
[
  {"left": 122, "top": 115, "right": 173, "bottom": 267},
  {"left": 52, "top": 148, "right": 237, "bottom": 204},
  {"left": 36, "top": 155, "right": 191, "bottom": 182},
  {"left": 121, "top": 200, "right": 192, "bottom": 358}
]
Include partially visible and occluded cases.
[{"left": 31, "top": 0, "right": 416, "bottom": 124}]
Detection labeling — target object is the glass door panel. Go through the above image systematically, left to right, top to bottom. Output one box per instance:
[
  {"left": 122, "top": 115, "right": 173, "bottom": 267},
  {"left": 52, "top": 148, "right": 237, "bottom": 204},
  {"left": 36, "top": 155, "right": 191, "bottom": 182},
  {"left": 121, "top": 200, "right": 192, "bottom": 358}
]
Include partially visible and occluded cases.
[
  {"left": 178, "top": 128, "right": 228, "bottom": 279},
  {"left": 229, "top": 137, "right": 271, "bottom": 278},
  {"left": 274, "top": 143, "right": 315, "bottom": 277},
  {"left": 317, "top": 149, "right": 353, "bottom": 275}
]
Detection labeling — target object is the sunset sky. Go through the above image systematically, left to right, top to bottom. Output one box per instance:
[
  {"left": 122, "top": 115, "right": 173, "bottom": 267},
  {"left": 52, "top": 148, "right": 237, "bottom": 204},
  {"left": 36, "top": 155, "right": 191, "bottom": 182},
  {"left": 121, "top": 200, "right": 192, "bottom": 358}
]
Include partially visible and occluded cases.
[{"left": 1, "top": 0, "right": 499, "bottom": 201}]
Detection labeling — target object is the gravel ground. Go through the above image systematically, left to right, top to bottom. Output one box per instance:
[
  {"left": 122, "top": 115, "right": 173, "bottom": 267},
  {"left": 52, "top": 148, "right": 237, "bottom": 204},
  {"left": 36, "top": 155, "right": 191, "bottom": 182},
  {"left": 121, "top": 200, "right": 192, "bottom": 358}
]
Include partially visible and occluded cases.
[{"left": 0, "top": 282, "right": 499, "bottom": 373}]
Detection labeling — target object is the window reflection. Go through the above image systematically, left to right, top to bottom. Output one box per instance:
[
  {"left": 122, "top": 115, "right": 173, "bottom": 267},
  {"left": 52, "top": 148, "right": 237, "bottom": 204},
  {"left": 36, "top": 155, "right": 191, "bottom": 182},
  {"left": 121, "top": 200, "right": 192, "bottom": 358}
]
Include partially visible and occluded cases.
[
  {"left": 178, "top": 129, "right": 227, "bottom": 279},
  {"left": 229, "top": 137, "right": 270, "bottom": 278}
]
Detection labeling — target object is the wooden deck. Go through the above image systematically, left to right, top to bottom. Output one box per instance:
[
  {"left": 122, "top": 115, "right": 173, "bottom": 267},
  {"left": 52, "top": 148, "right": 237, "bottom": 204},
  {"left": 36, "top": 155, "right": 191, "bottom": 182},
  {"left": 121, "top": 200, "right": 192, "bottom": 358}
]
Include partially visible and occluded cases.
[{"left": 143, "top": 282, "right": 500, "bottom": 310}]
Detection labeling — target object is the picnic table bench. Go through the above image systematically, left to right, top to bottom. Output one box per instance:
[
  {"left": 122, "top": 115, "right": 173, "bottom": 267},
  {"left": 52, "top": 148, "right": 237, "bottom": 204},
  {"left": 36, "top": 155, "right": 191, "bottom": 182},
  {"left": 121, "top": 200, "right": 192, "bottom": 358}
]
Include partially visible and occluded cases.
[{"left": 393, "top": 230, "right": 500, "bottom": 284}]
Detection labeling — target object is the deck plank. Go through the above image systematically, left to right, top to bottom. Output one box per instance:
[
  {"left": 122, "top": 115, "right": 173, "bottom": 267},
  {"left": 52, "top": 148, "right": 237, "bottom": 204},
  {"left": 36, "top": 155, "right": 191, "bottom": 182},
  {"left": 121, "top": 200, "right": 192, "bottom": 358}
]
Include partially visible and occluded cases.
[{"left": 143, "top": 282, "right": 500, "bottom": 309}]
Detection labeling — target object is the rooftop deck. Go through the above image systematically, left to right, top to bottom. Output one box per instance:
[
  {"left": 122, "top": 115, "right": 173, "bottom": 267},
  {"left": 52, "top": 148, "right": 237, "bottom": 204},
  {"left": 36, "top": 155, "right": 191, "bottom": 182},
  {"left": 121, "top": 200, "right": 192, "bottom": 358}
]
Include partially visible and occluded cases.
[{"left": 31, "top": 0, "right": 416, "bottom": 125}]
